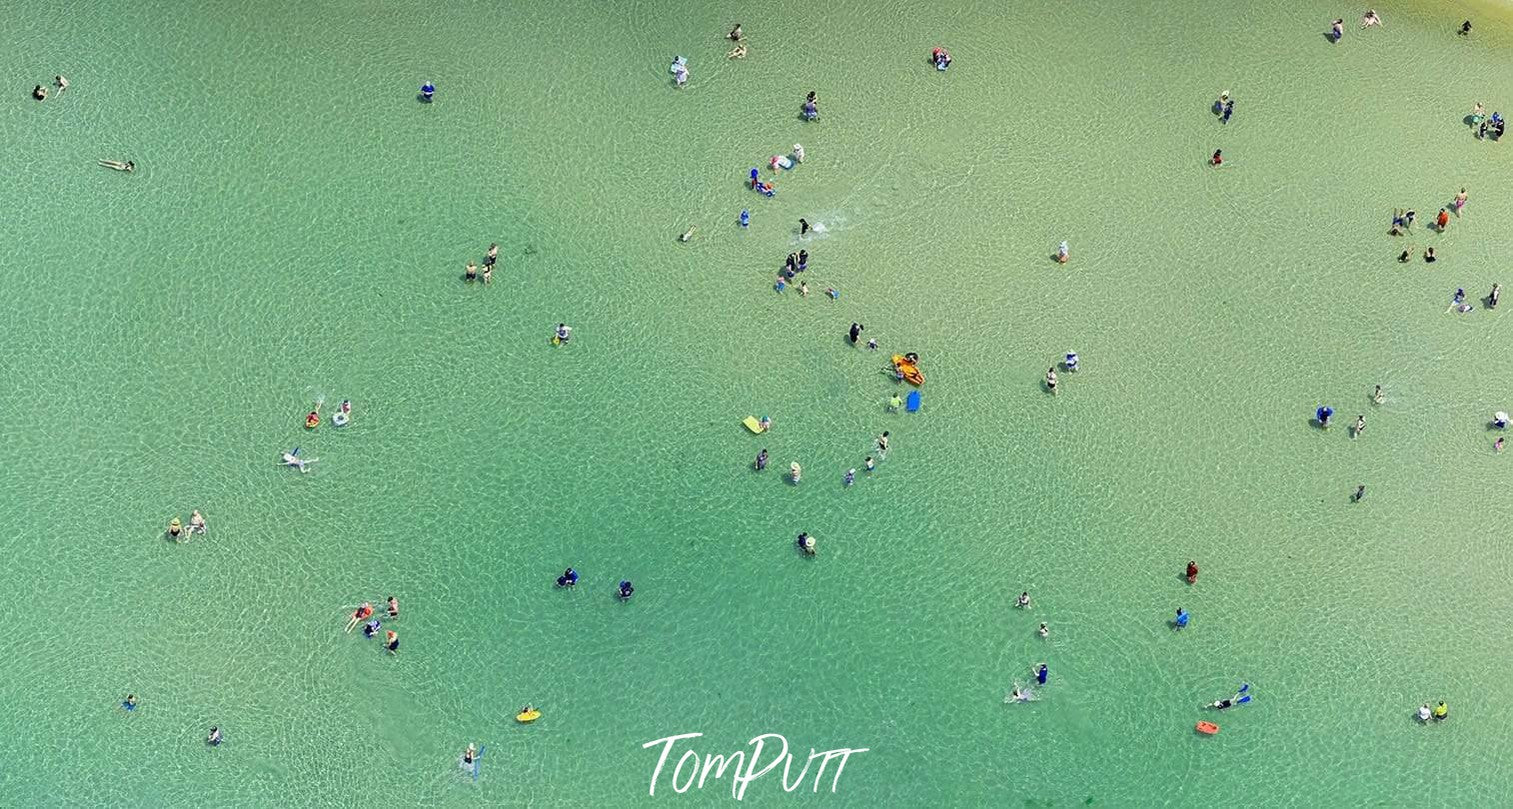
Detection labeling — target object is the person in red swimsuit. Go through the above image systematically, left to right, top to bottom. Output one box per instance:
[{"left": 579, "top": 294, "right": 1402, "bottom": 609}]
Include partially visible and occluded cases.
[{"left": 1186, "top": 561, "right": 1199, "bottom": 584}]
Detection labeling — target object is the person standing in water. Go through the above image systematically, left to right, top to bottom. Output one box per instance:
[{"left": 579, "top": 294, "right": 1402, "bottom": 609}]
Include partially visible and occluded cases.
[
  {"left": 728, "top": 23, "right": 743, "bottom": 41},
  {"left": 55, "top": 75, "right": 69, "bottom": 95},
  {"left": 1210, "top": 149, "right": 1222, "bottom": 166},
  {"left": 1453, "top": 188, "right": 1468, "bottom": 215},
  {"left": 1436, "top": 208, "right": 1450, "bottom": 231},
  {"left": 799, "top": 218, "right": 810, "bottom": 235},
  {"left": 465, "top": 261, "right": 477, "bottom": 281},
  {"left": 1490, "top": 284, "right": 1502, "bottom": 309},
  {"left": 849, "top": 322, "right": 864, "bottom": 345},
  {"left": 1046, "top": 366, "right": 1058, "bottom": 394},
  {"left": 1373, "top": 385, "right": 1384, "bottom": 405},
  {"left": 1353, "top": 414, "right": 1366, "bottom": 438},
  {"left": 877, "top": 431, "right": 890, "bottom": 454},
  {"left": 756, "top": 448, "right": 768, "bottom": 471},
  {"left": 865, "top": 456, "right": 875, "bottom": 473},
  {"left": 844, "top": 468, "right": 856, "bottom": 486},
  {"left": 1353, "top": 484, "right": 1366, "bottom": 502},
  {"left": 1186, "top": 561, "right": 1199, "bottom": 584},
  {"left": 386, "top": 596, "right": 399, "bottom": 619},
  {"left": 385, "top": 630, "right": 400, "bottom": 655},
  {"left": 1035, "top": 663, "right": 1048, "bottom": 685}
]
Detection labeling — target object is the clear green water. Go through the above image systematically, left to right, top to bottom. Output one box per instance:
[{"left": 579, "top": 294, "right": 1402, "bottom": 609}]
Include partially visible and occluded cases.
[{"left": 4, "top": 0, "right": 1513, "bottom": 805}]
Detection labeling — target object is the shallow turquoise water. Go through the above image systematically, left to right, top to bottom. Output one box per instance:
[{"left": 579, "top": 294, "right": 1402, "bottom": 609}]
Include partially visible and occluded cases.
[{"left": 3, "top": 0, "right": 1513, "bottom": 805}]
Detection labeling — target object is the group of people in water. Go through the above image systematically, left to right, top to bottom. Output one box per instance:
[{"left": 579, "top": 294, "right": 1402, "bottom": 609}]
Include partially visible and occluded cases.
[
  {"left": 465, "top": 243, "right": 499, "bottom": 283},
  {"left": 166, "top": 510, "right": 208, "bottom": 542},
  {"left": 553, "top": 568, "right": 635, "bottom": 600},
  {"left": 343, "top": 597, "right": 401, "bottom": 654}
]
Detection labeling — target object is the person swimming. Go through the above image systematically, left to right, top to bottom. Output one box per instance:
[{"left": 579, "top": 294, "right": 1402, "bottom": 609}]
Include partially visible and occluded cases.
[
  {"left": 1361, "top": 9, "right": 1382, "bottom": 28},
  {"left": 1460, "top": 20, "right": 1472, "bottom": 36},
  {"left": 728, "top": 23, "right": 743, "bottom": 41},
  {"left": 33, "top": 84, "right": 47, "bottom": 101},
  {"left": 1210, "top": 149, "right": 1222, "bottom": 166},
  {"left": 98, "top": 160, "right": 135, "bottom": 172},
  {"left": 679, "top": 227, "right": 695, "bottom": 242},
  {"left": 281, "top": 449, "right": 318, "bottom": 473},
  {"left": 189, "top": 510, "right": 207, "bottom": 535},
  {"left": 797, "top": 532, "right": 816, "bottom": 554},
  {"left": 557, "top": 568, "right": 579, "bottom": 588},
  {"left": 618, "top": 580, "right": 635, "bottom": 600},
  {"left": 1017, "top": 592, "right": 1031, "bottom": 608},
  {"left": 346, "top": 602, "right": 374, "bottom": 633},
  {"left": 363, "top": 618, "right": 381, "bottom": 638},
  {"left": 1005, "top": 682, "right": 1036, "bottom": 703},
  {"left": 1210, "top": 683, "right": 1251, "bottom": 710},
  {"left": 122, "top": 694, "right": 138, "bottom": 711},
  {"left": 207, "top": 727, "right": 223, "bottom": 746}
]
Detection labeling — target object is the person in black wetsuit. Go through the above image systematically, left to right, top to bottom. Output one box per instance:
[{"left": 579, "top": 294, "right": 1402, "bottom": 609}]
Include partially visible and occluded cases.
[{"left": 849, "top": 322, "right": 864, "bottom": 344}]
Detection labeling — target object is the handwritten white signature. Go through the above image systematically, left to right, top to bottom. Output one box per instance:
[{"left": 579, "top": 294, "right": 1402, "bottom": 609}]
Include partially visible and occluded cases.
[{"left": 643, "top": 733, "right": 869, "bottom": 800}]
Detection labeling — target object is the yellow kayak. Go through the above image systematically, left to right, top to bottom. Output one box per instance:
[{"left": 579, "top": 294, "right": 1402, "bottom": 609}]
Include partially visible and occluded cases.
[{"left": 516, "top": 709, "right": 542, "bottom": 723}]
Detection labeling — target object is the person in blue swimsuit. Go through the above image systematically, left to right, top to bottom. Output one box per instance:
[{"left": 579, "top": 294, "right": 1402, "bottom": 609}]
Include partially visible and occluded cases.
[
  {"left": 557, "top": 568, "right": 579, "bottom": 588},
  {"left": 618, "top": 580, "right": 635, "bottom": 600},
  {"left": 1174, "top": 608, "right": 1190, "bottom": 628},
  {"left": 1035, "top": 664, "right": 1048, "bottom": 685},
  {"left": 122, "top": 694, "right": 138, "bottom": 712}
]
